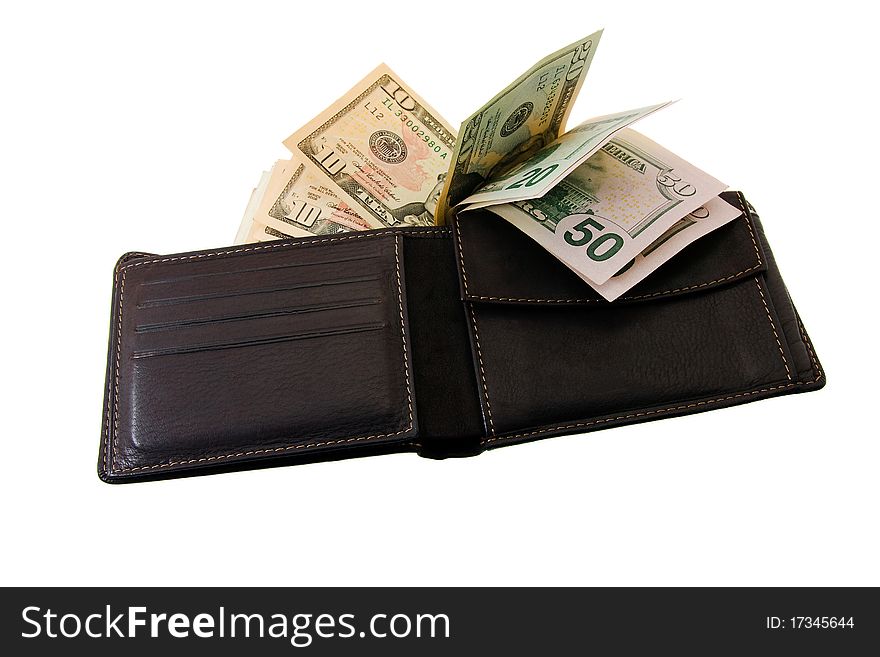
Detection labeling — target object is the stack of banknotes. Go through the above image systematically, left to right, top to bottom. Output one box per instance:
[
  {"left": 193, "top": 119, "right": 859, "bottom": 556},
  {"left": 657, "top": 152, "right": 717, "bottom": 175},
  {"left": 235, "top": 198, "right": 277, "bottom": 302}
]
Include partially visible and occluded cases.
[{"left": 235, "top": 29, "right": 740, "bottom": 301}]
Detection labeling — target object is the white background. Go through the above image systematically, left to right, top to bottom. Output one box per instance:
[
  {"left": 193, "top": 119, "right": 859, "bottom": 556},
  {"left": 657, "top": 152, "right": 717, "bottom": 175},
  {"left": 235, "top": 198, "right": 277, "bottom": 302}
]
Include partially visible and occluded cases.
[{"left": 1, "top": 0, "right": 876, "bottom": 586}]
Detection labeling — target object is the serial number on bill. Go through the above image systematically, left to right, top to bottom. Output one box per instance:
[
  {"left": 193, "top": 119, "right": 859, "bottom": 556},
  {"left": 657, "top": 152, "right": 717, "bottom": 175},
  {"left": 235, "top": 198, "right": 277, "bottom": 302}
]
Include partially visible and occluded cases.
[{"left": 766, "top": 616, "right": 855, "bottom": 629}]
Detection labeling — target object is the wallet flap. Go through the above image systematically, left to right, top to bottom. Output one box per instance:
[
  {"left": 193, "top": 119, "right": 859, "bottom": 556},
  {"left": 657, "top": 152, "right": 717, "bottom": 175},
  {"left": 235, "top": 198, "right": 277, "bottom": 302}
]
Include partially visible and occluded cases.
[{"left": 454, "top": 191, "right": 767, "bottom": 305}]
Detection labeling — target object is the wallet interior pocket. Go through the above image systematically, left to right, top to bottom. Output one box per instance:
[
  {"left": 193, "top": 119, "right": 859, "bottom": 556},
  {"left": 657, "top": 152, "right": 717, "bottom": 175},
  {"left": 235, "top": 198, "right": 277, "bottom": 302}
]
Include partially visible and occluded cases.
[
  {"left": 453, "top": 192, "right": 817, "bottom": 444},
  {"left": 100, "top": 233, "right": 417, "bottom": 481}
]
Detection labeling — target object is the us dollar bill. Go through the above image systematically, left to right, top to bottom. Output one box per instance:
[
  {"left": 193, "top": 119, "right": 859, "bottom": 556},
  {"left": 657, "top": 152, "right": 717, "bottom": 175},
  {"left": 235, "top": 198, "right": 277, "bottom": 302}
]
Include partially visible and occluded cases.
[
  {"left": 435, "top": 30, "right": 603, "bottom": 220},
  {"left": 282, "top": 64, "right": 457, "bottom": 228},
  {"left": 460, "top": 101, "right": 673, "bottom": 210},
  {"left": 487, "top": 129, "right": 727, "bottom": 285},
  {"left": 258, "top": 154, "right": 379, "bottom": 237},
  {"left": 237, "top": 158, "right": 359, "bottom": 242},
  {"left": 235, "top": 159, "right": 296, "bottom": 242},
  {"left": 234, "top": 160, "right": 297, "bottom": 244},
  {"left": 234, "top": 168, "right": 273, "bottom": 244},
  {"left": 562, "top": 196, "right": 741, "bottom": 300},
  {"left": 246, "top": 217, "right": 351, "bottom": 243},
  {"left": 245, "top": 222, "right": 288, "bottom": 243}
]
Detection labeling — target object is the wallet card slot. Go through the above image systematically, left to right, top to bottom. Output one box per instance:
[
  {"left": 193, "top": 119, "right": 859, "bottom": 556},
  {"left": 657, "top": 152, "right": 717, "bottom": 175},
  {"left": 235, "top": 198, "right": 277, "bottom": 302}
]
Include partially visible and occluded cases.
[
  {"left": 134, "top": 241, "right": 390, "bottom": 303},
  {"left": 139, "top": 252, "right": 382, "bottom": 286},
  {"left": 137, "top": 275, "right": 380, "bottom": 309},
  {"left": 132, "top": 277, "right": 387, "bottom": 328},
  {"left": 130, "top": 279, "right": 390, "bottom": 359},
  {"left": 134, "top": 298, "right": 381, "bottom": 333},
  {"left": 130, "top": 322, "right": 386, "bottom": 359},
  {"left": 115, "top": 329, "right": 409, "bottom": 470}
]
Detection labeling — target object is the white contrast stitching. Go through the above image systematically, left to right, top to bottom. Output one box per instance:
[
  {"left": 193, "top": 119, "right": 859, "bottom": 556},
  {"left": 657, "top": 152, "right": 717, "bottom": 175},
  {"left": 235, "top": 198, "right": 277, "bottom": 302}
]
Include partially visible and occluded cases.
[
  {"left": 456, "top": 192, "right": 762, "bottom": 303},
  {"left": 736, "top": 192, "right": 763, "bottom": 267},
  {"left": 455, "top": 217, "right": 474, "bottom": 297},
  {"left": 456, "top": 223, "right": 495, "bottom": 436},
  {"left": 119, "top": 229, "right": 449, "bottom": 271},
  {"left": 403, "top": 230, "right": 450, "bottom": 239},
  {"left": 107, "top": 232, "right": 415, "bottom": 475},
  {"left": 394, "top": 237, "right": 415, "bottom": 429},
  {"left": 103, "top": 252, "right": 149, "bottom": 474},
  {"left": 111, "top": 269, "right": 126, "bottom": 465},
  {"left": 754, "top": 278, "right": 792, "bottom": 380},
  {"left": 468, "top": 303, "right": 496, "bottom": 436},
  {"left": 797, "top": 315, "right": 822, "bottom": 378},
  {"left": 482, "top": 380, "right": 818, "bottom": 446}
]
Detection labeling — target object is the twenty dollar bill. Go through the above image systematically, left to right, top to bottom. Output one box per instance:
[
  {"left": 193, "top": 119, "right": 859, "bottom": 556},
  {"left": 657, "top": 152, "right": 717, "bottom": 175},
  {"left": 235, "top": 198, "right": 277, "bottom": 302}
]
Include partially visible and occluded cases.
[{"left": 460, "top": 101, "right": 673, "bottom": 210}]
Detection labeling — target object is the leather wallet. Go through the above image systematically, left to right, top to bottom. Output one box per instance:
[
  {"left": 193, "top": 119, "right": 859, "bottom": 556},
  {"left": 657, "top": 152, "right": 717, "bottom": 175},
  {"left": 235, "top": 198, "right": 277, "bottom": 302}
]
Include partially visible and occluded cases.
[{"left": 98, "top": 191, "right": 825, "bottom": 483}]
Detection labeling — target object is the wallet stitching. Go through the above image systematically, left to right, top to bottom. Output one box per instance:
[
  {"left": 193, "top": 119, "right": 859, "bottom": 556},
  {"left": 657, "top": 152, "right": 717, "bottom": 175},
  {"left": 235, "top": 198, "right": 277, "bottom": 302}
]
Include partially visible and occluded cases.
[
  {"left": 457, "top": 192, "right": 763, "bottom": 303},
  {"left": 737, "top": 192, "right": 763, "bottom": 267},
  {"left": 454, "top": 217, "right": 475, "bottom": 298},
  {"left": 456, "top": 224, "right": 496, "bottom": 436},
  {"left": 117, "top": 230, "right": 450, "bottom": 272},
  {"left": 401, "top": 231, "right": 450, "bottom": 239},
  {"left": 106, "top": 233, "right": 415, "bottom": 475},
  {"left": 394, "top": 237, "right": 415, "bottom": 436},
  {"left": 103, "top": 253, "right": 150, "bottom": 475},
  {"left": 102, "top": 267, "right": 121, "bottom": 476},
  {"left": 111, "top": 269, "right": 128, "bottom": 466},
  {"left": 754, "top": 278, "right": 792, "bottom": 381},
  {"left": 467, "top": 303, "right": 496, "bottom": 436},
  {"left": 480, "top": 314, "right": 823, "bottom": 446},
  {"left": 797, "top": 314, "right": 822, "bottom": 381}
]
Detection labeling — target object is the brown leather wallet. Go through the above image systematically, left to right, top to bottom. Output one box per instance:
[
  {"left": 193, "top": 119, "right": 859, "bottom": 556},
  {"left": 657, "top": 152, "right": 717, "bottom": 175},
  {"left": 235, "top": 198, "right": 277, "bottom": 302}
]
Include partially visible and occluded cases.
[{"left": 98, "top": 191, "right": 825, "bottom": 482}]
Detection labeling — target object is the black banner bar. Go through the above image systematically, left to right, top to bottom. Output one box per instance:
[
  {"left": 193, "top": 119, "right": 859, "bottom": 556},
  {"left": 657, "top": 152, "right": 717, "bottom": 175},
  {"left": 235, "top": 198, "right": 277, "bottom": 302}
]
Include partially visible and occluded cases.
[{"left": 2, "top": 587, "right": 876, "bottom": 655}]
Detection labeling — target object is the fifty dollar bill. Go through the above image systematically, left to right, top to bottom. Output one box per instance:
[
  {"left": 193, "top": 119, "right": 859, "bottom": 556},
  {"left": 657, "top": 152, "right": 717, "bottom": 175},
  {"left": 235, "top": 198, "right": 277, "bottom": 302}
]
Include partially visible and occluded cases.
[
  {"left": 487, "top": 128, "right": 728, "bottom": 286},
  {"left": 559, "top": 195, "right": 741, "bottom": 300}
]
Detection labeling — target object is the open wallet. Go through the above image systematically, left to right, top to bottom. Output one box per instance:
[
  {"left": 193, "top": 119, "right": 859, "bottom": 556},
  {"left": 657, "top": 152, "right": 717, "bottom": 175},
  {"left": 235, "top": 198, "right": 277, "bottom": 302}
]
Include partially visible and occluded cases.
[{"left": 98, "top": 191, "right": 825, "bottom": 483}]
